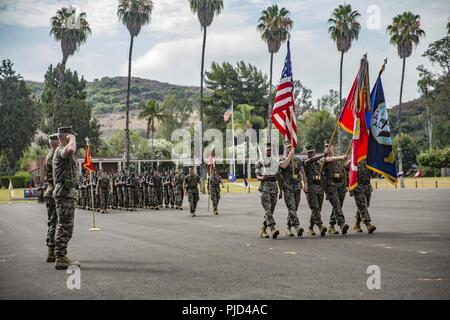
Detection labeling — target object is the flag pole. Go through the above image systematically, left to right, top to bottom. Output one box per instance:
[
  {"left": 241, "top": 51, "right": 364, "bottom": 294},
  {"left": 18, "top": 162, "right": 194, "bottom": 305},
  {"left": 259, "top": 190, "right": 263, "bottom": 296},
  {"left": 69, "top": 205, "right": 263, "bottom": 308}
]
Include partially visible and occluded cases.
[
  {"left": 231, "top": 101, "right": 235, "bottom": 177},
  {"left": 85, "top": 139, "right": 100, "bottom": 231}
]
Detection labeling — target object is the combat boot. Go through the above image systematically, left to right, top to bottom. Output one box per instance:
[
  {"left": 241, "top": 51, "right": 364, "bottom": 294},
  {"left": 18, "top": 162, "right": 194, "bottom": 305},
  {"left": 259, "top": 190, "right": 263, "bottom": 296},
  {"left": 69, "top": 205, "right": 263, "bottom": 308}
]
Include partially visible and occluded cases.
[
  {"left": 214, "top": 209, "right": 218, "bottom": 215},
  {"left": 353, "top": 222, "right": 363, "bottom": 233},
  {"left": 365, "top": 223, "right": 376, "bottom": 234},
  {"left": 318, "top": 224, "right": 327, "bottom": 237},
  {"left": 340, "top": 224, "right": 349, "bottom": 235},
  {"left": 260, "top": 225, "right": 269, "bottom": 239},
  {"left": 269, "top": 225, "right": 279, "bottom": 239},
  {"left": 328, "top": 225, "right": 339, "bottom": 235},
  {"left": 285, "top": 226, "right": 294, "bottom": 237},
  {"left": 295, "top": 226, "right": 304, "bottom": 237},
  {"left": 307, "top": 227, "right": 316, "bottom": 236},
  {"left": 46, "top": 247, "right": 55, "bottom": 263},
  {"left": 55, "top": 256, "right": 81, "bottom": 270}
]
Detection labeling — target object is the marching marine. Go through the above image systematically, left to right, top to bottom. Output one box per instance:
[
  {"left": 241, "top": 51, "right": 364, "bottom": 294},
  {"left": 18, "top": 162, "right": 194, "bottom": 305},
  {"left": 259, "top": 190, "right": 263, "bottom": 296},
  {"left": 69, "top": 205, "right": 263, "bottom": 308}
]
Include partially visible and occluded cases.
[
  {"left": 184, "top": 167, "right": 201, "bottom": 216},
  {"left": 207, "top": 167, "right": 224, "bottom": 215}
]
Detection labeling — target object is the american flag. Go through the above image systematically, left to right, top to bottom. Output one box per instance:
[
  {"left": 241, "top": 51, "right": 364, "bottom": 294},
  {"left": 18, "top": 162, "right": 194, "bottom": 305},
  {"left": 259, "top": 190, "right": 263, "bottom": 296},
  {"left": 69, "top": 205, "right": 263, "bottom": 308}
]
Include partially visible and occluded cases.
[
  {"left": 271, "top": 39, "right": 297, "bottom": 147},
  {"left": 223, "top": 104, "right": 233, "bottom": 122}
]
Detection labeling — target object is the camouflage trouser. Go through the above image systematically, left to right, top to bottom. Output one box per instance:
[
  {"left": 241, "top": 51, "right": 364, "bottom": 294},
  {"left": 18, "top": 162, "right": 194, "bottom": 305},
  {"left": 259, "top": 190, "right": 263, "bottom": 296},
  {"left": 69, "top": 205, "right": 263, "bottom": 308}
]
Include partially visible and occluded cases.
[
  {"left": 352, "top": 184, "right": 372, "bottom": 224},
  {"left": 327, "top": 185, "right": 347, "bottom": 226},
  {"left": 123, "top": 187, "right": 129, "bottom": 208},
  {"left": 147, "top": 187, "right": 154, "bottom": 207},
  {"left": 163, "top": 187, "right": 169, "bottom": 206},
  {"left": 174, "top": 187, "right": 184, "bottom": 207},
  {"left": 128, "top": 188, "right": 136, "bottom": 208},
  {"left": 168, "top": 188, "right": 174, "bottom": 206},
  {"left": 210, "top": 188, "right": 220, "bottom": 211},
  {"left": 283, "top": 188, "right": 301, "bottom": 227},
  {"left": 100, "top": 189, "right": 109, "bottom": 211},
  {"left": 117, "top": 189, "right": 123, "bottom": 208},
  {"left": 155, "top": 189, "right": 163, "bottom": 206},
  {"left": 188, "top": 189, "right": 199, "bottom": 213},
  {"left": 111, "top": 190, "right": 118, "bottom": 208},
  {"left": 260, "top": 191, "right": 278, "bottom": 227},
  {"left": 306, "top": 192, "right": 324, "bottom": 227},
  {"left": 45, "top": 197, "right": 57, "bottom": 247},
  {"left": 54, "top": 198, "right": 76, "bottom": 257}
]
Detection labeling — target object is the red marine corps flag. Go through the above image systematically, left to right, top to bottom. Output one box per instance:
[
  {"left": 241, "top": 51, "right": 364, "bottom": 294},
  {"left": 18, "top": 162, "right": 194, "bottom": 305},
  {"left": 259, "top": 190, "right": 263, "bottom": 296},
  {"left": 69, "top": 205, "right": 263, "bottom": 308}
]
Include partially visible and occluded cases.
[
  {"left": 272, "top": 38, "right": 297, "bottom": 148},
  {"left": 343, "top": 55, "right": 371, "bottom": 190},
  {"left": 83, "top": 143, "right": 94, "bottom": 173}
]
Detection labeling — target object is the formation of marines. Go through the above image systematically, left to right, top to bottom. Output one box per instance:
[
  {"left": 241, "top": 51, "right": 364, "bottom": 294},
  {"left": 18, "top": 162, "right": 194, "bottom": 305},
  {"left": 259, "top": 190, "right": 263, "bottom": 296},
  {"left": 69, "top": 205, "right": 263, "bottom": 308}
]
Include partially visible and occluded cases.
[
  {"left": 42, "top": 127, "right": 377, "bottom": 270},
  {"left": 76, "top": 167, "right": 206, "bottom": 215}
]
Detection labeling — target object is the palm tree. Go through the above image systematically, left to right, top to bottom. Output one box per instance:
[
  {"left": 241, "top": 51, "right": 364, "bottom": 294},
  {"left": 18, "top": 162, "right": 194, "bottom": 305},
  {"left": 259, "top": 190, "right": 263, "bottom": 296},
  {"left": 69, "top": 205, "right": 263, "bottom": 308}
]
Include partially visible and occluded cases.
[
  {"left": 117, "top": 0, "right": 153, "bottom": 169},
  {"left": 189, "top": 0, "right": 224, "bottom": 189},
  {"left": 257, "top": 4, "right": 293, "bottom": 142},
  {"left": 328, "top": 4, "right": 360, "bottom": 125},
  {"left": 50, "top": 6, "right": 91, "bottom": 131},
  {"left": 387, "top": 11, "right": 425, "bottom": 188},
  {"left": 138, "top": 100, "right": 164, "bottom": 154},
  {"left": 227, "top": 104, "right": 265, "bottom": 131}
]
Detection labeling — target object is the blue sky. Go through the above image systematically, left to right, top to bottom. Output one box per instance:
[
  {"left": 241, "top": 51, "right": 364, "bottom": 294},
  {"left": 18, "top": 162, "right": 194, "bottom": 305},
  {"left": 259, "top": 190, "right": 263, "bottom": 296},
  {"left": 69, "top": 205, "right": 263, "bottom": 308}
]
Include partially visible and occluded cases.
[{"left": 0, "top": 0, "right": 449, "bottom": 105}]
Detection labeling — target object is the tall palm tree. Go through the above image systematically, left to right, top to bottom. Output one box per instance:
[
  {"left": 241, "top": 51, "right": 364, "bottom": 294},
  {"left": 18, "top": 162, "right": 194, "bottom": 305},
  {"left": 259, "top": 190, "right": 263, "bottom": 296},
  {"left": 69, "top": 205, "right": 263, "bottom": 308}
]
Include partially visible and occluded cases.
[
  {"left": 117, "top": 0, "right": 153, "bottom": 169},
  {"left": 189, "top": 0, "right": 224, "bottom": 188},
  {"left": 257, "top": 4, "right": 293, "bottom": 142},
  {"left": 328, "top": 4, "right": 360, "bottom": 152},
  {"left": 50, "top": 6, "right": 91, "bottom": 131},
  {"left": 387, "top": 11, "right": 425, "bottom": 188},
  {"left": 138, "top": 100, "right": 164, "bottom": 154}
]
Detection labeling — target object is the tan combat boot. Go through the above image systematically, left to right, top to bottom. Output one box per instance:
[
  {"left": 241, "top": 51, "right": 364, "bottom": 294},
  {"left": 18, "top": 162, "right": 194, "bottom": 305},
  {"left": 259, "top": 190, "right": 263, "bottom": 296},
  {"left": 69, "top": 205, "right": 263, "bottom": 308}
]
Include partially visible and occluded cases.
[
  {"left": 353, "top": 222, "right": 363, "bottom": 233},
  {"left": 366, "top": 223, "right": 376, "bottom": 234},
  {"left": 318, "top": 224, "right": 327, "bottom": 237},
  {"left": 340, "top": 224, "right": 349, "bottom": 235},
  {"left": 260, "top": 225, "right": 269, "bottom": 239},
  {"left": 269, "top": 225, "right": 280, "bottom": 239},
  {"left": 328, "top": 225, "right": 339, "bottom": 235},
  {"left": 285, "top": 226, "right": 294, "bottom": 237},
  {"left": 295, "top": 226, "right": 304, "bottom": 237},
  {"left": 46, "top": 247, "right": 55, "bottom": 263},
  {"left": 55, "top": 256, "right": 81, "bottom": 270}
]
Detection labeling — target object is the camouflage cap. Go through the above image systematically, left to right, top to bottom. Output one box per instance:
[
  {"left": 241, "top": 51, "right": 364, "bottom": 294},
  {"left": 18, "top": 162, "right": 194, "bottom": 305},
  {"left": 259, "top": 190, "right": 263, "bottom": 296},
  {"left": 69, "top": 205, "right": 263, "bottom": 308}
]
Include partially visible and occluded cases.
[
  {"left": 57, "top": 126, "right": 77, "bottom": 136},
  {"left": 49, "top": 133, "right": 59, "bottom": 141},
  {"left": 306, "top": 145, "right": 315, "bottom": 152}
]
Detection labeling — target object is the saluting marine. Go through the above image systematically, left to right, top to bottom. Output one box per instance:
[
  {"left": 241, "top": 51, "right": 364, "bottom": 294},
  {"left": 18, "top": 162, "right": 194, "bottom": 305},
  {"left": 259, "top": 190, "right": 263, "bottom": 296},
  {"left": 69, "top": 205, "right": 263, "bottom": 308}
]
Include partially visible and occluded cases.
[{"left": 43, "top": 133, "right": 59, "bottom": 263}]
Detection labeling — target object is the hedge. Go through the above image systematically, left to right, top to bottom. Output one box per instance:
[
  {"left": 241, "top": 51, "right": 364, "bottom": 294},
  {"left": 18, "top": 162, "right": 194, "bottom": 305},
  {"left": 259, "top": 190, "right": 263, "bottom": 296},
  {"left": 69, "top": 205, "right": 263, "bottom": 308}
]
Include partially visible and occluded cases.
[{"left": 0, "top": 176, "right": 31, "bottom": 188}]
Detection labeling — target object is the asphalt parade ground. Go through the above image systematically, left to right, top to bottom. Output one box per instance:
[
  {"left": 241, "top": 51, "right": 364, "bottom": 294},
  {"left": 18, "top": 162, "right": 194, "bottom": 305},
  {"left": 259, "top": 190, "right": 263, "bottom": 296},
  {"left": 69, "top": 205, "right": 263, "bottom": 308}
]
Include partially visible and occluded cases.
[{"left": 0, "top": 189, "right": 449, "bottom": 300}]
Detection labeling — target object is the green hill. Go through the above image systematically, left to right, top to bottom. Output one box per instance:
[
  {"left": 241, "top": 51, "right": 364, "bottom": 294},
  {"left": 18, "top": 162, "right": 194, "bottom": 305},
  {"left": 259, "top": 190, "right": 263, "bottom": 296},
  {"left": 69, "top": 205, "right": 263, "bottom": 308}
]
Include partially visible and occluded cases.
[{"left": 26, "top": 76, "right": 200, "bottom": 115}]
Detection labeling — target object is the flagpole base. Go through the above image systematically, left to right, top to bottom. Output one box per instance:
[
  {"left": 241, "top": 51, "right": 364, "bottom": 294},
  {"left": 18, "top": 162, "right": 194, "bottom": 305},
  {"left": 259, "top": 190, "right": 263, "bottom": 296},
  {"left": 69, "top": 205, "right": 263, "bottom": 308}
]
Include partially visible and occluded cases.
[{"left": 89, "top": 227, "right": 101, "bottom": 231}]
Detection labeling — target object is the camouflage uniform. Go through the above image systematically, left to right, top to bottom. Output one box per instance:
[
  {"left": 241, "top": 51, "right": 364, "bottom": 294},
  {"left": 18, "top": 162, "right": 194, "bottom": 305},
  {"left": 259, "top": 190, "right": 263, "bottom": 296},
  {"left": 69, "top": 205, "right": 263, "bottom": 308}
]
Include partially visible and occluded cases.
[
  {"left": 52, "top": 145, "right": 78, "bottom": 257},
  {"left": 44, "top": 149, "right": 57, "bottom": 248},
  {"left": 279, "top": 156, "right": 304, "bottom": 229},
  {"left": 255, "top": 158, "right": 279, "bottom": 227},
  {"left": 303, "top": 158, "right": 325, "bottom": 227},
  {"left": 321, "top": 158, "right": 347, "bottom": 227},
  {"left": 350, "top": 162, "right": 373, "bottom": 224},
  {"left": 173, "top": 171, "right": 185, "bottom": 209},
  {"left": 146, "top": 172, "right": 155, "bottom": 209},
  {"left": 167, "top": 172, "right": 175, "bottom": 208},
  {"left": 122, "top": 173, "right": 129, "bottom": 209},
  {"left": 153, "top": 173, "right": 163, "bottom": 208},
  {"left": 162, "top": 173, "right": 169, "bottom": 207},
  {"left": 185, "top": 173, "right": 200, "bottom": 214},
  {"left": 207, "top": 173, "right": 222, "bottom": 214},
  {"left": 111, "top": 174, "right": 118, "bottom": 209},
  {"left": 127, "top": 174, "right": 138, "bottom": 209},
  {"left": 79, "top": 175, "right": 87, "bottom": 209},
  {"left": 98, "top": 175, "right": 110, "bottom": 212}
]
